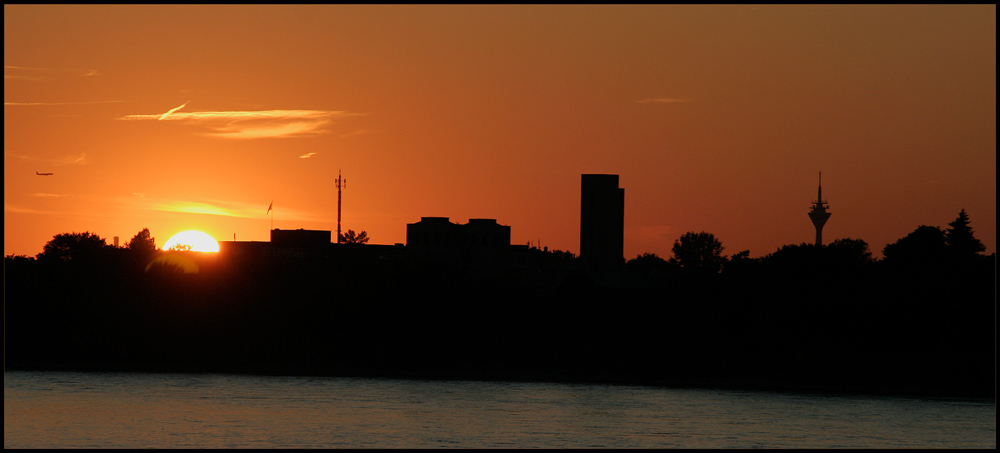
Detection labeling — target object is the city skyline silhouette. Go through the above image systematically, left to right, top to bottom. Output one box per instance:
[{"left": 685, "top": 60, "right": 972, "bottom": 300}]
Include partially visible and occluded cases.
[
  {"left": 4, "top": 8, "right": 995, "bottom": 449},
  {"left": 6, "top": 194, "right": 994, "bottom": 399}
]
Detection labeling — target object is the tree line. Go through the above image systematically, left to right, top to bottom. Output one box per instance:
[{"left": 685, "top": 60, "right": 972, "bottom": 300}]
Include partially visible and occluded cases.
[
  {"left": 625, "top": 208, "right": 988, "bottom": 279},
  {"left": 4, "top": 209, "right": 994, "bottom": 398},
  {"left": 9, "top": 210, "right": 987, "bottom": 271}
]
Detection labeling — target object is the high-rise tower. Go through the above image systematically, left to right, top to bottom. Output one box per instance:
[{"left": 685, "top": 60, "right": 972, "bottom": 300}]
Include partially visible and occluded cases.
[
  {"left": 808, "top": 172, "right": 831, "bottom": 246},
  {"left": 580, "top": 174, "right": 624, "bottom": 271}
]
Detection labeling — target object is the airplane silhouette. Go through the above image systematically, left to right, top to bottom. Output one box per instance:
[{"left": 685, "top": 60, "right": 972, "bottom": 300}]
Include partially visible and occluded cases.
[{"left": 35, "top": 171, "right": 54, "bottom": 176}]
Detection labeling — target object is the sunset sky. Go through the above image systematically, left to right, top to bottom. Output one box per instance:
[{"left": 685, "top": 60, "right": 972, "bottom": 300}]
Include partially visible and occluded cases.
[{"left": 5, "top": 5, "right": 995, "bottom": 259}]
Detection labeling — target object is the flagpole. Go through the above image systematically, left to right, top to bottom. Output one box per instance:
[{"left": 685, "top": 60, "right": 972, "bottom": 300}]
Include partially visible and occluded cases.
[{"left": 267, "top": 200, "right": 273, "bottom": 235}]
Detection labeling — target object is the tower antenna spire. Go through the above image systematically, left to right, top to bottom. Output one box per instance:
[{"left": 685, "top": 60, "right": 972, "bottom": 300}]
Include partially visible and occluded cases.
[{"left": 818, "top": 171, "right": 822, "bottom": 203}]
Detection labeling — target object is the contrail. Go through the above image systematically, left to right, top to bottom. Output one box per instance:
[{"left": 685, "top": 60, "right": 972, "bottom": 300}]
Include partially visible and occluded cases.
[{"left": 159, "top": 101, "right": 190, "bottom": 120}]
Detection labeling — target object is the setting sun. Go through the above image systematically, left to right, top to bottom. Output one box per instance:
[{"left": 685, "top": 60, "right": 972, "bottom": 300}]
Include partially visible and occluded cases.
[{"left": 162, "top": 230, "right": 220, "bottom": 252}]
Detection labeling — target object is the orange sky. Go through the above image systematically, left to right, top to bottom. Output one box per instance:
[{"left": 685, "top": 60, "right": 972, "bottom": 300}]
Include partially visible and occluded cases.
[{"left": 5, "top": 5, "right": 996, "bottom": 259}]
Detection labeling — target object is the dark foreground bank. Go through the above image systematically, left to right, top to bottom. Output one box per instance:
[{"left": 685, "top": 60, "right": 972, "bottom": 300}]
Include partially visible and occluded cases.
[{"left": 5, "top": 250, "right": 995, "bottom": 400}]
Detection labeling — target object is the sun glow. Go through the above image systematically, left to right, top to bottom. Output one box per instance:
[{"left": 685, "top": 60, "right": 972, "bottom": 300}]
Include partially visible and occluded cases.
[{"left": 162, "top": 230, "right": 220, "bottom": 252}]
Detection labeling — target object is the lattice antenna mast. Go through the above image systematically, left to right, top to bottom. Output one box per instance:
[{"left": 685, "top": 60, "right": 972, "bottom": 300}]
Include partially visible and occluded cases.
[{"left": 336, "top": 170, "right": 346, "bottom": 243}]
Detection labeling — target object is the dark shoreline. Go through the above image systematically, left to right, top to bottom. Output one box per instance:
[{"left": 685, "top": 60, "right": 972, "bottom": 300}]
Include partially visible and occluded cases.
[
  {"left": 6, "top": 245, "right": 994, "bottom": 403},
  {"left": 6, "top": 365, "right": 995, "bottom": 404}
]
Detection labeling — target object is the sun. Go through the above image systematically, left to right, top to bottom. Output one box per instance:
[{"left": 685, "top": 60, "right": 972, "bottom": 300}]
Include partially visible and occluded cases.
[{"left": 162, "top": 230, "right": 220, "bottom": 252}]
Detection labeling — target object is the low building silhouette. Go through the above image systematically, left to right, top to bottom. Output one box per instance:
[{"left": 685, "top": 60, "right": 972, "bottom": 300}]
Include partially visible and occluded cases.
[
  {"left": 406, "top": 217, "right": 511, "bottom": 268},
  {"left": 406, "top": 217, "right": 510, "bottom": 248},
  {"left": 220, "top": 228, "right": 405, "bottom": 266},
  {"left": 271, "top": 228, "right": 331, "bottom": 248}
]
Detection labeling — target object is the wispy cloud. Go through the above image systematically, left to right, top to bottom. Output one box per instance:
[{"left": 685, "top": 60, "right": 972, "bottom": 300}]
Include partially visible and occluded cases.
[
  {"left": 5, "top": 65, "right": 100, "bottom": 81},
  {"left": 636, "top": 98, "right": 690, "bottom": 104},
  {"left": 4, "top": 100, "right": 125, "bottom": 106},
  {"left": 158, "top": 101, "right": 190, "bottom": 120},
  {"left": 118, "top": 104, "right": 356, "bottom": 139},
  {"left": 204, "top": 120, "right": 331, "bottom": 139},
  {"left": 4, "top": 151, "right": 87, "bottom": 166},
  {"left": 5, "top": 152, "right": 32, "bottom": 161},
  {"left": 57, "top": 152, "right": 88, "bottom": 166},
  {"left": 299, "top": 152, "right": 317, "bottom": 159},
  {"left": 8, "top": 193, "right": 327, "bottom": 225},
  {"left": 117, "top": 195, "right": 327, "bottom": 223},
  {"left": 117, "top": 196, "right": 251, "bottom": 218},
  {"left": 168, "top": 200, "right": 327, "bottom": 223},
  {"left": 165, "top": 202, "right": 245, "bottom": 217},
  {"left": 4, "top": 204, "right": 55, "bottom": 215},
  {"left": 633, "top": 224, "right": 680, "bottom": 242}
]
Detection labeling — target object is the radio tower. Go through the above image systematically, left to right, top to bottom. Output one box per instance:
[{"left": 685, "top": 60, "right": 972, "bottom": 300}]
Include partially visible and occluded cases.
[
  {"left": 336, "top": 169, "right": 346, "bottom": 244},
  {"left": 808, "top": 172, "right": 831, "bottom": 246}
]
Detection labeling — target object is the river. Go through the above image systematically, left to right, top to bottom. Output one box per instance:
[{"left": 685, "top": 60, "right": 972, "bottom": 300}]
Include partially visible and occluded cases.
[{"left": 4, "top": 371, "right": 994, "bottom": 448}]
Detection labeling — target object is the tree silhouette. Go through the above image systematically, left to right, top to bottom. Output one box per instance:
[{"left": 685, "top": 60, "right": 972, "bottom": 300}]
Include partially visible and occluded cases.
[
  {"left": 945, "top": 209, "right": 985, "bottom": 258},
  {"left": 882, "top": 225, "right": 948, "bottom": 265},
  {"left": 126, "top": 227, "right": 157, "bottom": 255},
  {"left": 340, "top": 229, "right": 370, "bottom": 244},
  {"left": 36, "top": 231, "right": 108, "bottom": 262},
  {"left": 669, "top": 231, "right": 726, "bottom": 275},
  {"left": 825, "top": 238, "right": 875, "bottom": 265},
  {"left": 761, "top": 242, "right": 821, "bottom": 267},
  {"left": 168, "top": 243, "right": 194, "bottom": 252},
  {"left": 548, "top": 249, "right": 577, "bottom": 260},
  {"left": 723, "top": 249, "right": 753, "bottom": 274},
  {"left": 729, "top": 250, "right": 750, "bottom": 260},
  {"left": 625, "top": 252, "right": 670, "bottom": 275},
  {"left": 4, "top": 254, "right": 34, "bottom": 263}
]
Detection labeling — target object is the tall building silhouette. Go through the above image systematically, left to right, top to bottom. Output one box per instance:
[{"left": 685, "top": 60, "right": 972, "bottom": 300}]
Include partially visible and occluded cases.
[
  {"left": 808, "top": 172, "right": 831, "bottom": 246},
  {"left": 580, "top": 174, "right": 624, "bottom": 271}
]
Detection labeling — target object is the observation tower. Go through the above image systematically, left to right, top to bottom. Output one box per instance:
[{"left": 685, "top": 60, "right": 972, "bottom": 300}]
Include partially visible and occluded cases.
[{"left": 808, "top": 172, "right": 831, "bottom": 246}]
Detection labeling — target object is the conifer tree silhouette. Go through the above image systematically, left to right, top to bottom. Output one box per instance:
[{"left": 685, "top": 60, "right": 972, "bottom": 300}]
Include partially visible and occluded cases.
[{"left": 945, "top": 209, "right": 985, "bottom": 257}]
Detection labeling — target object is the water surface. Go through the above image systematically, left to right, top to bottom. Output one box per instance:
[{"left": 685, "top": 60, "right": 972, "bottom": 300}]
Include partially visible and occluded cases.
[{"left": 4, "top": 371, "right": 995, "bottom": 448}]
